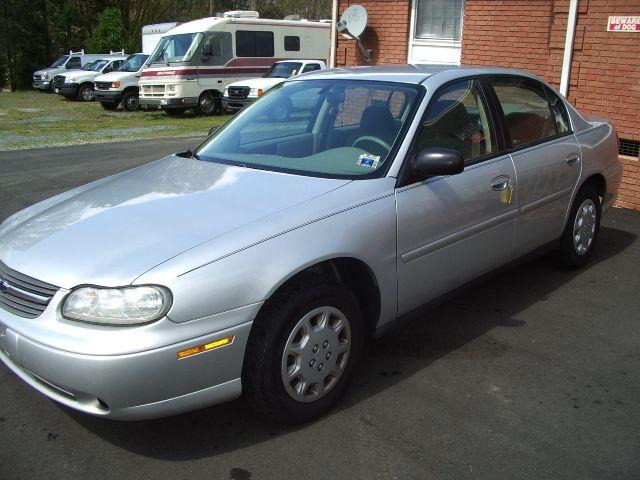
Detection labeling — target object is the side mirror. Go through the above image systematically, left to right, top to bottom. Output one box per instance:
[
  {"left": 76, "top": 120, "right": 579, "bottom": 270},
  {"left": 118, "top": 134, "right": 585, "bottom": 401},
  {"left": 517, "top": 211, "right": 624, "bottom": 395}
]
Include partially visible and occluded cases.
[
  {"left": 202, "top": 41, "right": 213, "bottom": 57},
  {"left": 209, "top": 126, "right": 219, "bottom": 136},
  {"left": 413, "top": 147, "right": 464, "bottom": 179}
]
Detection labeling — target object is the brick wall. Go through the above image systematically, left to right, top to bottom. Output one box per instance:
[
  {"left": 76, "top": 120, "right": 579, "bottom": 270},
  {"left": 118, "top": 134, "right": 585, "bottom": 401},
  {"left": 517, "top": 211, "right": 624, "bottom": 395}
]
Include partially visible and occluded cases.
[{"left": 335, "top": 0, "right": 410, "bottom": 66}]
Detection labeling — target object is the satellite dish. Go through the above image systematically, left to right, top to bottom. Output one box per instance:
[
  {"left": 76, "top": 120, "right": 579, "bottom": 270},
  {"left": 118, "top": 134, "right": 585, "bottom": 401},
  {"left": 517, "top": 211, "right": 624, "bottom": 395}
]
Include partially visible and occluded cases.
[
  {"left": 336, "top": 5, "right": 372, "bottom": 62},
  {"left": 337, "top": 5, "right": 368, "bottom": 39}
]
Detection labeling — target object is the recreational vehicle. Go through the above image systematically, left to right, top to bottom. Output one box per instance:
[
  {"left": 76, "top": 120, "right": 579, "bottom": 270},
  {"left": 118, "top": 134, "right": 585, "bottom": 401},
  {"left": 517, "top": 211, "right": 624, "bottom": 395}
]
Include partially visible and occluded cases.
[{"left": 138, "top": 12, "right": 331, "bottom": 115}]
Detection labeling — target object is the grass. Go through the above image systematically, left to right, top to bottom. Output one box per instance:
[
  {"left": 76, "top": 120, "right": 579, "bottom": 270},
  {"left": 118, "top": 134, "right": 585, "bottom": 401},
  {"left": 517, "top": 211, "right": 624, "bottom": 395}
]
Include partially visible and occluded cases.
[{"left": 0, "top": 90, "right": 232, "bottom": 151}]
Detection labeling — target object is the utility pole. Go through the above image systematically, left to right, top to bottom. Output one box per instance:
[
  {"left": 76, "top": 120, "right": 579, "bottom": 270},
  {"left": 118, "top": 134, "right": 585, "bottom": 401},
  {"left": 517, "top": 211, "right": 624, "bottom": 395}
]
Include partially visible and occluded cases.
[{"left": 210, "top": 0, "right": 214, "bottom": 16}]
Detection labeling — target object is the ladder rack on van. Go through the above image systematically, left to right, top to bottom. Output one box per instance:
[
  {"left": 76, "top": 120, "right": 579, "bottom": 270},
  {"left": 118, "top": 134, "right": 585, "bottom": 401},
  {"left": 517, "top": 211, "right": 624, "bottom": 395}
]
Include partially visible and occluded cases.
[{"left": 69, "top": 49, "right": 85, "bottom": 55}]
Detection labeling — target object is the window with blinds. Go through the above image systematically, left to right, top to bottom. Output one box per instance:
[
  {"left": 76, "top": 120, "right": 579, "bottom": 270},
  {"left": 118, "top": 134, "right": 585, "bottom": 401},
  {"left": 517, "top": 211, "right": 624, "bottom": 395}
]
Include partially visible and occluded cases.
[{"left": 415, "top": 0, "right": 464, "bottom": 43}]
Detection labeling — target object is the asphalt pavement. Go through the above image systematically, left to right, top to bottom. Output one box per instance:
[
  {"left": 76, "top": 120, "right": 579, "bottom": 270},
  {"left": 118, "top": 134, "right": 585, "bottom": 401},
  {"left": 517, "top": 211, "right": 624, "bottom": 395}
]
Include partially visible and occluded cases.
[{"left": 0, "top": 139, "right": 639, "bottom": 479}]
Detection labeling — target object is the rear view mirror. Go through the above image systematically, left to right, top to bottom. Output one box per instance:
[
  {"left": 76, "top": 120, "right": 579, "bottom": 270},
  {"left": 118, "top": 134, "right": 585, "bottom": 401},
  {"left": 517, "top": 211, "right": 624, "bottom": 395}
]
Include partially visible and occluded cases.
[{"left": 413, "top": 147, "right": 464, "bottom": 179}]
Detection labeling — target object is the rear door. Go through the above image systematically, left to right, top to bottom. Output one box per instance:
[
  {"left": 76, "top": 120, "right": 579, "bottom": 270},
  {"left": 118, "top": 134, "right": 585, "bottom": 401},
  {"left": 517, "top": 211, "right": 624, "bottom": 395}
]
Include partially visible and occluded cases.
[
  {"left": 487, "top": 76, "right": 580, "bottom": 258},
  {"left": 395, "top": 77, "right": 517, "bottom": 315}
]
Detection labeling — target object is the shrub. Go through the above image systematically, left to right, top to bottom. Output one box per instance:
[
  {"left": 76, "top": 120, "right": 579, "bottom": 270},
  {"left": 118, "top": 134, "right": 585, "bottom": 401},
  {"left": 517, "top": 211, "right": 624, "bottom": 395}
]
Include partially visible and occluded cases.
[{"left": 87, "top": 7, "right": 133, "bottom": 54}]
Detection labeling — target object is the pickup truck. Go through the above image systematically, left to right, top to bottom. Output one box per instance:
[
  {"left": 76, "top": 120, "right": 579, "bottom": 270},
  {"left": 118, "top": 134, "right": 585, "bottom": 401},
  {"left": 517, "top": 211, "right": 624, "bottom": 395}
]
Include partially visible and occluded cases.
[{"left": 222, "top": 60, "right": 326, "bottom": 113}]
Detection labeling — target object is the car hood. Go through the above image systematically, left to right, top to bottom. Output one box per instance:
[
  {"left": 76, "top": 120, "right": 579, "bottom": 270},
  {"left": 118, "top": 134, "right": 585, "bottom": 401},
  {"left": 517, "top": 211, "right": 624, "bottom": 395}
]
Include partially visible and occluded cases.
[
  {"left": 34, "top": 67, "right": 61, "bottom": 76},
  {"left": 65, "top": 70, "right": 99, "bottom": 80},
  {"left": 95, "top": 71, "right": 136, "bottom": 82},
  {"left": 229, "top": 77, "right": 283, "bottom": 90},
  {"left": 0, "top": 156, "right": 349, "bottom": 288}
]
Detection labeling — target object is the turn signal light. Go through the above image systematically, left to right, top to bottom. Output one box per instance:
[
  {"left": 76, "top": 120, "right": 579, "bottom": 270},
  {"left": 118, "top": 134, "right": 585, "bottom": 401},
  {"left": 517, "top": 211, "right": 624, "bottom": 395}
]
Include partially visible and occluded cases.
[
  {"left": 113, "top": 81, "right": 121, "bottom": 88},
  {"left": 257, "top": 89, "right": 264, "bottom": 96},
  {"left": 177, "top": 335, "right": 235, "bottom": 359}
]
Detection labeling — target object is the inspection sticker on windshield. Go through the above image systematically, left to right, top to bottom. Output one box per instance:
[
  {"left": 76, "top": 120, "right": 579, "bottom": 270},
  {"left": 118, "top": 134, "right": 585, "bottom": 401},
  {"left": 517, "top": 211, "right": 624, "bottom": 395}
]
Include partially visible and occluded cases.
[{"left": 357, "top": 153, "right": 380, "bottom": 169}]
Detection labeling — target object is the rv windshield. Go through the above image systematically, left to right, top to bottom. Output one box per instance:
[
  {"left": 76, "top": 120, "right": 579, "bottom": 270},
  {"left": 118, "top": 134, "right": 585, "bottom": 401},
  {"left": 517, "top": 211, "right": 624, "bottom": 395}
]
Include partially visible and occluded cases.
[
  {"left": 149, "top": 33, "right": 203, "bottom": 64},
  {"left": 120, "top": 54, "right": 149, "bottom": 72},
  {"left": 50, "top": 56, "right": 68, "bottom": 68},
  {"left": 264, "top": 62, "right": 303, "bottom": 79},
  {"left": 195, "top": 79, "right": 420, "bottom": 178}
]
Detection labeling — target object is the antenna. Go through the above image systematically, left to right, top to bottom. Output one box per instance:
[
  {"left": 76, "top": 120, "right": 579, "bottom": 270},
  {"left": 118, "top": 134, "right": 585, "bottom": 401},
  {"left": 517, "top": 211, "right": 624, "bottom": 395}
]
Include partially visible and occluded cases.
[{"left": 336, "top": 5, "right": 372, "bottom": 62}]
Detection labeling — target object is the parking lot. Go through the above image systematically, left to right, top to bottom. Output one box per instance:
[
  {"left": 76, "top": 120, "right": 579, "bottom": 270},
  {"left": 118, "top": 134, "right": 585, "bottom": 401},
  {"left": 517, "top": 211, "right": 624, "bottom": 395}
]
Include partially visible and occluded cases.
[{"left": 0, "top": 139, "right": 639, "bottom": 480}]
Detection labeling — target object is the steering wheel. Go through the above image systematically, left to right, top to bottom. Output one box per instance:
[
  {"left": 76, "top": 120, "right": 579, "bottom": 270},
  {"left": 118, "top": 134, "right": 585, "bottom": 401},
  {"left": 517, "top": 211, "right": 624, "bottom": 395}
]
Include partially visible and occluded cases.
[{"left": 351, "top": 135, "right": 392, "bottom": 154}]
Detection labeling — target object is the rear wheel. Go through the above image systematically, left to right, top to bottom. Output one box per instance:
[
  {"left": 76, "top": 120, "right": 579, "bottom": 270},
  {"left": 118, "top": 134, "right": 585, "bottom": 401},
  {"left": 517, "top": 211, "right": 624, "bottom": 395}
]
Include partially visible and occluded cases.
[
  {"left": 77, "top": 84, "right": 94, "bottom": 101},
  {"left": 122, "top": 92, "right": 140, "bottom": 111},
  {"left": 100, "top": 101, "right": 119, "bottom": 111},
  {"left": 554, "top": 184, "right": 601, "bottom": 268},
  {"left": 243, "top": 276, "right": 364, "bottom": 424}
]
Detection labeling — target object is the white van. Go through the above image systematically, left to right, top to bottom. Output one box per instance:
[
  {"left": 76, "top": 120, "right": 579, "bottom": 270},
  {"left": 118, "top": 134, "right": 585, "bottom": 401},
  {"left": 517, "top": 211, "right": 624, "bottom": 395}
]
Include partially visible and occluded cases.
[
  {"left": 138, "top": 12, "right": 330, "bottom": 116},
  {"left": 32, "top": 50, "right": 126, "bottom": 93},
  {"left": 94, "top": 53, "right": 150, "bottom": 111},
  {"left": 54, "top": 54, "right": 128, "bottom": 101},
  {"left": 222, "top": 59, "right": 326, "bottom": 113}
]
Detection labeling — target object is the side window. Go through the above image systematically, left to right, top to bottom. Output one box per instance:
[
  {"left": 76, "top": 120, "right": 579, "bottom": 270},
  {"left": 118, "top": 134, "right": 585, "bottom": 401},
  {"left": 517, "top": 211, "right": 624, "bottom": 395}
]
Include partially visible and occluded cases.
[
  {"left": 236, "top": 30, "right": 274, "bottom": 57},
  {"left": 206, "top": 32, "right": 232, "bottom": 65},
  {"left": 284, "top": 36, "right": 300, "bottom": 52},
  {"left": 67, "top": 57, "right": 81, "bottom": 69},
  {"left": 302, "top": 63, "right": 321, "bottom": 73},
  {"left": 490, "top": 76, "right": 558, "bottom": 147},
  {"left": 416, "top": 78, "right": 495, "bottom": 161},
  {"left": 546, "top": 87, "right": 571, "bottom": 134}
]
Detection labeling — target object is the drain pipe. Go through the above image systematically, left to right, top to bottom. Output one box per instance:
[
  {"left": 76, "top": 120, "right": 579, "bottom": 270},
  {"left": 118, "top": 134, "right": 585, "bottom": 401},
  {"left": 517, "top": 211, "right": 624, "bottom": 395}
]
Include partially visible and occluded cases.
[
  {"left": 329, "top": 0, "right": 339, "bottom": 67},
  {"left": 560, "top": 0, "right": 579, "bottom": 97}
]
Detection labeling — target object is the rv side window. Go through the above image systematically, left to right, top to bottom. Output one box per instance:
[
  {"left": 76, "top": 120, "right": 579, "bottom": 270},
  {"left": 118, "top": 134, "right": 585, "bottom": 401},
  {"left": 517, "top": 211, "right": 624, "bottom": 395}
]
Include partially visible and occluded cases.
[
  {"left": 236, "top": 30, "right": 274, "bottom": 57},
  {"left": 284, "top": 36, "right": 300, "bottom": 52}
]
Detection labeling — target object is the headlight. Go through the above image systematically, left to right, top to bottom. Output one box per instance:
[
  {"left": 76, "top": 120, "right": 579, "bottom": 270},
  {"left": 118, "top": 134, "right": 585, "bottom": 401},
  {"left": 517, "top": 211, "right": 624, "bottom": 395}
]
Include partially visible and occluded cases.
[
  {"left": 43, "top": 73, "right": 49, "bottom": 79},
  {"left": 67, "top": 77, "right": 76, "bottom": 83},
  {"left": 113, "top": 81, "right": 121, "bottom": 88},
  {"left": 167, "top": 84, "right": 177, "bottom": 92},
  {"left": 248, "top": 88, "right": 264, "bottom": 98},
  {"left": 62, "top": 285, "right": 172, "bottom": 325}
]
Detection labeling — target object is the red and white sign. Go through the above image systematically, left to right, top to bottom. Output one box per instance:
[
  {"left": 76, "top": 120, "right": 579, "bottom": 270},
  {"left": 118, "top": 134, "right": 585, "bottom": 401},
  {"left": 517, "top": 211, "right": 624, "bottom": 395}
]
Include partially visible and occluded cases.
[{"left": 607, "top": 16, "right": 640, "bottom": 32}]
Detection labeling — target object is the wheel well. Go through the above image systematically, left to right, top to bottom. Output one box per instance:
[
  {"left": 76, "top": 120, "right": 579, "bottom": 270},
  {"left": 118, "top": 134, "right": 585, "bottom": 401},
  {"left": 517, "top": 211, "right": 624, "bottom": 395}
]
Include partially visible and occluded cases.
[
  {"left": 79, "top": 82, "right": 93, "bottom": 88},
  {"left": 122, "top": 86, "right": 138, "bottom": 94},
  {"left": 201, "top": 89, "right": 222, "bottom": 99},
  {"left": 582, "top": 173, "right": 606, "bottom": 201},
  {"left": 269, "top": 258, "right": 382, "bottom": 335}
]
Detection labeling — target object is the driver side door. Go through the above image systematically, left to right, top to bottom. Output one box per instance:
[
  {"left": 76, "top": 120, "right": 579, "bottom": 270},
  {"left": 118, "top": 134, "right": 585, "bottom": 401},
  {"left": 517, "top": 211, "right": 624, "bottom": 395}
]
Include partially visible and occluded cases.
[{"left": 395, "top": 77, "right": 517, "bottom": 316}]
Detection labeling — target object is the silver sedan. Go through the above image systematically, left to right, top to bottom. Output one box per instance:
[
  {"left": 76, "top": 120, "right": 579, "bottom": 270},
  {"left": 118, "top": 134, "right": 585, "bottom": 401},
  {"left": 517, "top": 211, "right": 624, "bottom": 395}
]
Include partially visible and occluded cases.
[{"left": 0, "top": 65, "right": 622, "bottom": 423}]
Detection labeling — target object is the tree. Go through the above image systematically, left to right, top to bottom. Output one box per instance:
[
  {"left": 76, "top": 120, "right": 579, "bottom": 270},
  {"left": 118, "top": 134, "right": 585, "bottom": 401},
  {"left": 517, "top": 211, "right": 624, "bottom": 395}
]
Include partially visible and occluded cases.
[{"left": 88, "top": 6, "right": 133, "bottom": 53}]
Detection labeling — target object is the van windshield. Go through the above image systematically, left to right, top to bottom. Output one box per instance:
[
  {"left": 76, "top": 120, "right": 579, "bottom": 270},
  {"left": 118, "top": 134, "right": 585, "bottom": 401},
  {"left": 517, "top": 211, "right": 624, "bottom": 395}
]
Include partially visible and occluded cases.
[
  {"left": 149, "top": 33, "right": 203, "bottom": 64},
  {"left": 120, "top": 54, "right": 149, "bottom": 72},
  {"left": 50, "top": 56, "right": 68, "bottom": 68},
  {"left": 84, "top": 60, "right": 109, "bottom": 71},
  {"left": 264, "top": 62, "right": 303, "bottom": 79},
  {"left": 195, "top": 79, "right": 420, "bottom": 178}
]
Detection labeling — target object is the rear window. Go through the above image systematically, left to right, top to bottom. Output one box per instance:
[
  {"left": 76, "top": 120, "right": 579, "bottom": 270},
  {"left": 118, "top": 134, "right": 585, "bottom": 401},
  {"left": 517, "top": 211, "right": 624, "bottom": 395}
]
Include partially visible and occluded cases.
[
  {"left": 236, "top": 30, "right": 274, "bottom": 57},
  {"left": 489, "top": 76, "right": 558, "bottom": 147}
]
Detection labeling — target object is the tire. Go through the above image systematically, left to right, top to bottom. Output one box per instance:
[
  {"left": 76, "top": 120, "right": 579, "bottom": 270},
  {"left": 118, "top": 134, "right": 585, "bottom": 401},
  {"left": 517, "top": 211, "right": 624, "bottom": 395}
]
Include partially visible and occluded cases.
[
  {"left": 77, "top": 84, "right": 94, "bottom": 101},
  {"left": 196, "top": 91, "right": 220, "bottom": 116},
  {"left": 122, "top": 92, "right": 140, "bottom": 112},
  {"left": 100, "top": 101, "right": 119, "bottom": 111},
  {"left": 165, "top": 108, "right": 185, "bottom": 117},
  {"left": 554, "top": 183, "right": 601, "bottom": 269},
  {"left": 243, "top": 275, "right": 364, "bottom": 424}
]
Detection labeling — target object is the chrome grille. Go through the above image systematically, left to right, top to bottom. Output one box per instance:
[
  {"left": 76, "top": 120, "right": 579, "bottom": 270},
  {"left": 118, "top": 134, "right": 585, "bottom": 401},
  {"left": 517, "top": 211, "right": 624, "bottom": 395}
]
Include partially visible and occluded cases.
[
  {"left": 33, "top": 74, "right": 41, "bottom": 80},
  {"left": 95, "top": 81, "right": 111, "bottom": 90},
  {"left": 228, "top": 86, "right": 249, "bottom": 99},
  {"left": 0, "top": 261, "right": 58, "bottom": 318}
]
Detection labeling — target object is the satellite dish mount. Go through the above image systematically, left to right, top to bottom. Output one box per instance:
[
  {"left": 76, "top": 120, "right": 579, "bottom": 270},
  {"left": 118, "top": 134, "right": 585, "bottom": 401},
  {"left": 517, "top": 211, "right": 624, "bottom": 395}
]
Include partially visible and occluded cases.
[{"left": 337, "top": 5, "right": 372, "bottom": 62}]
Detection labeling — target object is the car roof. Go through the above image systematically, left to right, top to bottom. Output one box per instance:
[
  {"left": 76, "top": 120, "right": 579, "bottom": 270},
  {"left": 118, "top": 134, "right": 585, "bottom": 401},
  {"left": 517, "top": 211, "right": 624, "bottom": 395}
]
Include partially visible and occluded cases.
[{"left": 291, "top": 64, "right": 542, "bottom": 85}]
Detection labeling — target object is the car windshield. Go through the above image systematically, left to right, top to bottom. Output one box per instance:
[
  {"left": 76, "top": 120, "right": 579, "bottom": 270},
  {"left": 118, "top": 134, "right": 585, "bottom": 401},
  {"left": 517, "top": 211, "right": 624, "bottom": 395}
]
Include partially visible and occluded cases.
[
  {"left": 148, "top": 33, "right": 203, "bottom": 64},
  {"left": 120, "top": 54, "right": 149, "bottom": 72},
  {"left": 50, "top": 56, "right": 68, "bottom": 68},
  {"left": 85, "top": 60, "right": 109, "bottom": 71},
  {"left": 264, "top": 62, "right": 303, "bottom": 79},
  {"left": 195, "top": 79, "right": 420, "bottom": 178}
]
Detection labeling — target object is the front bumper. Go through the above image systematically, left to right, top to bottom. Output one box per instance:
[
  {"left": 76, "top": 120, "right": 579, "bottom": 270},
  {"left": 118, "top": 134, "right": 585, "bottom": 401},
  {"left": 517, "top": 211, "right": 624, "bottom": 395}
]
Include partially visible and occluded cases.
[
  {"left": 33, "top": 80, "right": 51, "bottom": 90},
  {"left": 58, "top": 83, "right": 79, "bottom": 98},
  {"left": 94, "top": 90, "right": 122, "bottom": 102},
  {"left": 139, "top": 97, "right": 198, "bottom": 109},
  {"left": 222, "top": 97, "right": 255, "bottom": 112},
  {"left": 0, "top": 303, "right": 258, "bottom": 420}
]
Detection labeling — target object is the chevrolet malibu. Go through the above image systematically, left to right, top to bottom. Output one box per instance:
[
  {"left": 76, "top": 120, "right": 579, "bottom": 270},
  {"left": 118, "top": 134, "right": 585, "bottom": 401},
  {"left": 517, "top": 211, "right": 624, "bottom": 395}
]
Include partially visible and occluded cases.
[{"left": 0, "top": 65, "right": 622, "bottom": 424}]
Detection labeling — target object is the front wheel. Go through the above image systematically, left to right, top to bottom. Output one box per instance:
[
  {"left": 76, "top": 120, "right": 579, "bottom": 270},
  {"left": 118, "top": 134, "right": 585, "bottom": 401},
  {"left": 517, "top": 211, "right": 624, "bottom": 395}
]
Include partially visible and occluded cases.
[
  {"left": 77, "top": 84, "right": 94, "bottom": 101},
  {"left": 122, "top": 92, "right": 140, "bottom": 111},
  {"left": 196, "top": 92, "right": 220, "bottom": 116},
  {"left": 554, "top": 184, "right": 601, "bottom": 268},
  {"left": 242, "top": 276, "right": 363, "bottom": 424}
]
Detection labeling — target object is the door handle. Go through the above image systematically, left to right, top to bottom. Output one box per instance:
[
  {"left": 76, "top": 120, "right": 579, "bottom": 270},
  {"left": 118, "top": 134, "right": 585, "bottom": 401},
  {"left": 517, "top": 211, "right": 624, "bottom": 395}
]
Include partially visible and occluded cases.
[
  {"left": 566, "top": 153, "right": 580, "bottom": 166},
  {"left": 491, "top": 176, "right": 511, "bottom": 191}
]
